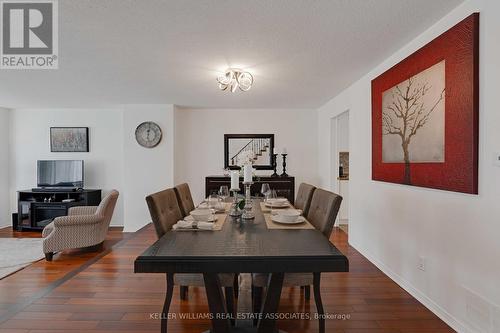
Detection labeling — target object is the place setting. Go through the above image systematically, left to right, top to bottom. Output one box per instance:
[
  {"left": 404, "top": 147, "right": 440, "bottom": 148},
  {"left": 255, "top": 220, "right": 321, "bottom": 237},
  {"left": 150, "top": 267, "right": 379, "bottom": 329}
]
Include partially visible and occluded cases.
[
  {"left": 260, "top": 185, "right": 291, "bottom": 212},
  {"left": 197, "top": 186, "right": 231, "bottom": 213},
  {"left": 173, "top": 207, "right": 227, "bottom": 231}
]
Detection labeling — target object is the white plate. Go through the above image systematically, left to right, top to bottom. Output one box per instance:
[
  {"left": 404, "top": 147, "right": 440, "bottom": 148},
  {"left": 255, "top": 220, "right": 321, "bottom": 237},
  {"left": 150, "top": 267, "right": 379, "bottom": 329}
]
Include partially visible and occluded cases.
[
  {"left": 265, "top": 201, "right": 290, "bottom": 208},
  {"left": 198, "top": 202, "right": 226, "bottom": 211},
  {"left": 185, "top": 215, "right": 217, "bottom": 223},
  {"left": 271, "top": 215, "right": 305, "bottom": 225}
]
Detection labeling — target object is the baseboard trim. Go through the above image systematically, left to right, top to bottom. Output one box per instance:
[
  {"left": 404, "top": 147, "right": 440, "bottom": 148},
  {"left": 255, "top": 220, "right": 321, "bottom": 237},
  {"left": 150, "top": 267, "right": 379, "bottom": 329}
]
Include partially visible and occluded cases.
[{"left": 349, "top": 239, "right": 468, "bottom": 333}]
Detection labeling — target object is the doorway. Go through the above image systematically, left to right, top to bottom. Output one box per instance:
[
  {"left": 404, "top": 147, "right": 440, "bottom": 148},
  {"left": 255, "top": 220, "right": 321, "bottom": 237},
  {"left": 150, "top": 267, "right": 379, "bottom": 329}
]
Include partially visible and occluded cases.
[{"left": 330, "top": 111, "right": 349, "bottom": 232}]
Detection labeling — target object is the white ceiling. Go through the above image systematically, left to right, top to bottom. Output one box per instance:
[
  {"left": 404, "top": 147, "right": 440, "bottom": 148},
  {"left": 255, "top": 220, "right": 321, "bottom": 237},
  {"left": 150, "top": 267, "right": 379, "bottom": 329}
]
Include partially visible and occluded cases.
[{"left": 0, "top": 0, "right": 463, "bottom": 109}]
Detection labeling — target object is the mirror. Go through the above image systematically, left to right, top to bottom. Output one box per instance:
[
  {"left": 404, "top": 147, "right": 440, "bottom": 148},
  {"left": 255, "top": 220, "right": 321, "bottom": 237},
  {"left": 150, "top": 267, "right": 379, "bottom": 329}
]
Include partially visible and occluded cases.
[{"left": 224, "top": 134, "right": 275, "bottom": 170}]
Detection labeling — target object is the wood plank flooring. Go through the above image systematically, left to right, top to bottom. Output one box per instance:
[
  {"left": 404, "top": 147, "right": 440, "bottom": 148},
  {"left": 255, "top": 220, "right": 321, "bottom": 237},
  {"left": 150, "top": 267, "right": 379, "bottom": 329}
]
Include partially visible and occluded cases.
[{"left": 0, "top": 225, "right": 455, "bottom": 333}]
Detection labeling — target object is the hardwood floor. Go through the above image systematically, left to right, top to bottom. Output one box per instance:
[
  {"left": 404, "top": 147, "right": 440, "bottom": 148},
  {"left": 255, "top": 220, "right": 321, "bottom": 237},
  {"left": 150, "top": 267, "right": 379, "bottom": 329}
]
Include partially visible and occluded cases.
[{"left": 0, "top": 225, "right": 455, "bottom": 333}]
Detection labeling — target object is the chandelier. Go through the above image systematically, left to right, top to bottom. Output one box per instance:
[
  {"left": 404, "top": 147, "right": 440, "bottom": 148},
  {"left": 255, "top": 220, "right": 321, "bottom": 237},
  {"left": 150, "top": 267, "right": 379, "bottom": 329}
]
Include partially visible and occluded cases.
[{"left": 217, "top": 68, "right": 254, "bottom": 92}]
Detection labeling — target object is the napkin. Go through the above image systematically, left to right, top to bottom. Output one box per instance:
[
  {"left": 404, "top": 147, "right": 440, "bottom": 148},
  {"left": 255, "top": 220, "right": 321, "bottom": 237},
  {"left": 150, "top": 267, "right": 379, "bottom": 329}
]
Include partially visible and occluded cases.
[{"left": 173, "top": 220, "right": 214, "bottom": 230}]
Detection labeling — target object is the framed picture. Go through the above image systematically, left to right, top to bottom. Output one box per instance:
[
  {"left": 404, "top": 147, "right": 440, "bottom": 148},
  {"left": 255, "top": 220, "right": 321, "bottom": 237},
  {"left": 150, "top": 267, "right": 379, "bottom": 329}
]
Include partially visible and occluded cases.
[
  {"left": 371, "top": 13, "right": 479, "bottom": 194},
  {"left": 50, "top": 127, "right": 89, "bottom": 152},
  {"left": 224, "top": 134, "right": 275, "bottom": 170}
]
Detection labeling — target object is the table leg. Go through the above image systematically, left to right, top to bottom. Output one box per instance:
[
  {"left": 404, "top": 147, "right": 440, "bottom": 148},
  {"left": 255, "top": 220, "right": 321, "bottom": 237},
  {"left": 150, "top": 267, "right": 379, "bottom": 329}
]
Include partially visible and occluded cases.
[
  {"left": 257, "top": 272, "right": 284, "bottom": 333},
  {"left": 161, "top": 273, "right": 174, "bottom": 333},
  {"left": 203, "top": 273, "right": 231, "bottom": 333},
  {"left": 313, "top": 273, "right": 325, "bottom": 333}
]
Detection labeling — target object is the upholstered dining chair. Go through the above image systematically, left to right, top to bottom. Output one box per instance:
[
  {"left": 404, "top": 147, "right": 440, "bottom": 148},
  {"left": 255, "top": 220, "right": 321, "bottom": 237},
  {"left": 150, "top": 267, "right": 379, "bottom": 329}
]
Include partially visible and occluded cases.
[
  {"left": 173, "top": 183, "right": 195, "bottom": 217},
  {"left": 294, "top": 183, "right": 316, "bottom": 216},
  {"left": 146, "top": 188, "right": 236, "bottom": 331},
  {"left": 252, "top": 188, "right": 342, "bottom": 332},
  {"left": 42, "top": 190, "right": 119, "bottom": 261}
]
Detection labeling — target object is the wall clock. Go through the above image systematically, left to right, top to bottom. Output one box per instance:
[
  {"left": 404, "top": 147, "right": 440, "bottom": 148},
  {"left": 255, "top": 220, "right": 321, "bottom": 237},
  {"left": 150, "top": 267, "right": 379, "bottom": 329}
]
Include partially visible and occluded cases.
[{"left": 135, "top": 122, "right": 162, "bottom": 148}]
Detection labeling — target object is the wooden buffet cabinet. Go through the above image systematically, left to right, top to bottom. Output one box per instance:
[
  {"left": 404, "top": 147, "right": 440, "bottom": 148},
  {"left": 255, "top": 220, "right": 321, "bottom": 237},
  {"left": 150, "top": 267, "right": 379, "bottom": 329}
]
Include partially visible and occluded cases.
[{"left": 205, "top": 175, "right": 295, "bottom": 204}]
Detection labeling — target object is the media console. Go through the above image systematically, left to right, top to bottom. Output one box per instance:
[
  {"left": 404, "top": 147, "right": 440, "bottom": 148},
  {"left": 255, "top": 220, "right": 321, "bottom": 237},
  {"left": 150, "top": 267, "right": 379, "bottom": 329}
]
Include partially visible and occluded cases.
[{"left": 16, "top": 189, "right": 101, "bottom": 231}]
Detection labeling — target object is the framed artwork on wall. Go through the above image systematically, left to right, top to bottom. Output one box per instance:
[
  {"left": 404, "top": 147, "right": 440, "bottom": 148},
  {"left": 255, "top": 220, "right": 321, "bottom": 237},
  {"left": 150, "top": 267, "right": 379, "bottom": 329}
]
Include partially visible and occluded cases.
[
  {"left": 371, "top": 13, "right": 479, "bottom": 194},
  {"left": 50, "top": 127, "right": 89, "bottom": 152}
]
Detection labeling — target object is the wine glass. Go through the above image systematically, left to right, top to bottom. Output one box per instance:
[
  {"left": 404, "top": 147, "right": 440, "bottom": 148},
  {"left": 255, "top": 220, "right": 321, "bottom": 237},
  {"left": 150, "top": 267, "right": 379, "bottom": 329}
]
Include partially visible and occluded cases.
[
  {"left": 260, "top": 183, "right": 271, "bottom": 202},
  {"left": 219, "top": 185, "right": 229, "bottom": 203},
  {"left": 269, "top": 189, "right": 277, "bottom": 215}
]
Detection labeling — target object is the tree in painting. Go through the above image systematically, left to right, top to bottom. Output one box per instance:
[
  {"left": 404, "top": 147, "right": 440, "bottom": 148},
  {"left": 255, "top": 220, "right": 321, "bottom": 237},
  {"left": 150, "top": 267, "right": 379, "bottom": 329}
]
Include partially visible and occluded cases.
[{"left": 382, "top": 69, "right": 445, "bottom": 184}]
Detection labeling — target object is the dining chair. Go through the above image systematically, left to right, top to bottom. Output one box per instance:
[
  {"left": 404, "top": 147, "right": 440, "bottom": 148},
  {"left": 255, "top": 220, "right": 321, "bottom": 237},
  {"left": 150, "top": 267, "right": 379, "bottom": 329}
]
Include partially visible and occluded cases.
[
  {"left": 173, "top": 183, "right": 195, "bottom": 217},
  {"left": 294, "top": 183, "right": 316, "bottom": 216},
  {"left": 146, "top": 188, "right": 236, "bottom": 331},
  {"left": 252, "top": 188, "right": 342, "bottom": 332}
]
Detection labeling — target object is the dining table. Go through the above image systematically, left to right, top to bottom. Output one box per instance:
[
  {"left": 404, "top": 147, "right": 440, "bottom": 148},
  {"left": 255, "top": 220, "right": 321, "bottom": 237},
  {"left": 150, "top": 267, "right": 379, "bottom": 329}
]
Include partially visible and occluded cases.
[{"left": 134, "top": 198, "right": 349, "bottom": 333}]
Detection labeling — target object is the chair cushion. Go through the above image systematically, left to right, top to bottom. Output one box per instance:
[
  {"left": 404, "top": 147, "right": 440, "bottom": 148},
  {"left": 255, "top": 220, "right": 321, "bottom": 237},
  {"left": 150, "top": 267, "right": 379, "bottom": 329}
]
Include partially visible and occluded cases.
[
  {"left": 174, "top": 183, "right": 196, "bottom": 217},
  {"left": 294, "top": 183, "right": 316, "bottom": 216},
  {"left": 306, "top": 188, "right": 342, "bottom": 238},
  {"left": 146, "top": 189, "right": 183, "bottom": 239}
]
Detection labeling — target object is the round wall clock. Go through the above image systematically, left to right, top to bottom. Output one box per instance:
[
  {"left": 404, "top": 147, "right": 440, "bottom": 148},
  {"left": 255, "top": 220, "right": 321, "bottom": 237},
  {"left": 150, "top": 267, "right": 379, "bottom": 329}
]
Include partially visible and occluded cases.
[{"left": 135, "top": 122, "right": 162, "bottom": 148}]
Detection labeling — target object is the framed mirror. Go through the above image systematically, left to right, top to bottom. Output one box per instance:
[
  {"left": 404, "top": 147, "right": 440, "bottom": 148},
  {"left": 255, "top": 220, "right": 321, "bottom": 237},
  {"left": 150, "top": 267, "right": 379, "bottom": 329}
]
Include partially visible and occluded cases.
[{"left": 224, "top": 134, "right": 275, "bottom": 170}]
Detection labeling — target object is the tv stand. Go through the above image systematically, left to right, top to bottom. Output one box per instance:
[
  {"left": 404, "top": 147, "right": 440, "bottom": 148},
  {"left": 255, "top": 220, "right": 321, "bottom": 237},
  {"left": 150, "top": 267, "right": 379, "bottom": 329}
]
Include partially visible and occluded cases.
[
  {"left": 32, "top": 187, "right": 81, "bottom": 192},
  {"left": 16, "top": 189, "right": 101, "bottom": 231}
]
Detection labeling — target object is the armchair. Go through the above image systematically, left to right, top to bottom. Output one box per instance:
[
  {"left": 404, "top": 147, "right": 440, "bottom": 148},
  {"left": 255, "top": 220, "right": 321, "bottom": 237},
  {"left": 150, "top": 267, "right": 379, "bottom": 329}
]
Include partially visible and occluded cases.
[{"left": 42, "top": 190, "right": 119, "bottom": 261}]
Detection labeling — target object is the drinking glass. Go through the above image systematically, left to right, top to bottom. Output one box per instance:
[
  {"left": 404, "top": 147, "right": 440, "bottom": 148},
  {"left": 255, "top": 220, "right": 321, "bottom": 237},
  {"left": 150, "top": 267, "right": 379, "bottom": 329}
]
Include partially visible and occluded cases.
[
  {"left": 260, "top": 183, "right": 271, "bottom": 202},
  {"left": 219, "top": 186, "right": 229, "bottom": 202},
  {"left": 208, "top": 193, "right": 220, "bottom": 210}
]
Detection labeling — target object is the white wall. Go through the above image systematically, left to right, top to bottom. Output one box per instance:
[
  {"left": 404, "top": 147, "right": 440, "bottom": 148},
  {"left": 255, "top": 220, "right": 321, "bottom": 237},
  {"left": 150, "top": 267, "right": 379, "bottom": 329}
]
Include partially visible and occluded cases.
[
  {"left": 317, "top": 0, "right": 500, "bottom": 332},
  {"left": 8, "top": 105, "right": 175, "bottom": 232},
  {"left": 122, "top": 105, "right": 175, "bottom": 232},
  {"left": 0, "top": 108, "right": 10, "bottom": 227},
  {"left": 9, "top": 108, "right": 125, "bottom": 227},
  {"left": 174, "top": 108, "right": 318, "bottom": 204}
]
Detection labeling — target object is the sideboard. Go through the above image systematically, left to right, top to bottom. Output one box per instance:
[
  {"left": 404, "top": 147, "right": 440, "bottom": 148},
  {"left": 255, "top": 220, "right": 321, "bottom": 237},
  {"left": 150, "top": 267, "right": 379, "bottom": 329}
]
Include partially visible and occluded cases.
[{"left": 205, "top": 176, "right": 295, "bottom": 204}]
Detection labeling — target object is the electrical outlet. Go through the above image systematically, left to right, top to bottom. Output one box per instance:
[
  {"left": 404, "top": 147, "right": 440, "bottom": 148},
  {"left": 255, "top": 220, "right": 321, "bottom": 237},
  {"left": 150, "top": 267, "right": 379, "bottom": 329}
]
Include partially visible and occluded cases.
[
  {"left": 494, "top": 152, "right": 500, "bottom": 166},
  {"left": 418, "top": 256, "right": 426, "bottom": 271}
]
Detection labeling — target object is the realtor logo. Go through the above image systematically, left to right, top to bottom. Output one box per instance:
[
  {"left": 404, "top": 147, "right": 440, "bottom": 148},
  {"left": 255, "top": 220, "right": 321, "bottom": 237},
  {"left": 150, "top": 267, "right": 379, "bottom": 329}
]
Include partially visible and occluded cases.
[{"left": 1, "top": 0, "right": 58, "bottom": 69}]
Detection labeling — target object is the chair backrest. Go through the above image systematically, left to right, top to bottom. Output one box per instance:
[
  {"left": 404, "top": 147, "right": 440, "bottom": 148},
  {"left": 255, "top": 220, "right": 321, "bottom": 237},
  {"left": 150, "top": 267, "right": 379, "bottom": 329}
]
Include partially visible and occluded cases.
[
  {"left": 174, "top": 183, "right": 195, "bottom": 217},
  {"left": 295, "top": 183, "right": 316, "bottom": 216},
  {"left": 146, "top": 188, "right": 183, "bottom": 239},
  {"left": 306, "top": 188, "right": 342, "bottom": 238},
  {"left": 96, "top": 190, "right": 119, "bottom": 228}
]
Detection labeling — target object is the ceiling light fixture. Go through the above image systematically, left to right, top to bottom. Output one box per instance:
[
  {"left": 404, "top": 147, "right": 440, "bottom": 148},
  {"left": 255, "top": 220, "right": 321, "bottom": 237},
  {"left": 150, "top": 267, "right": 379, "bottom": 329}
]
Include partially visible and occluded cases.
[{"left": 217, "top": 68, "right": 254, "bottom": 92}]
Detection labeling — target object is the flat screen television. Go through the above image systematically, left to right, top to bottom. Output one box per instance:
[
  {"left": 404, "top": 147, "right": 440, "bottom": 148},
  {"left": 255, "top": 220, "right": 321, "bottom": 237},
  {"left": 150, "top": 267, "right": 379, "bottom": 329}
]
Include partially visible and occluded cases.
[{"left": 37, "top": 160, "right": 84, "bottom": 188}]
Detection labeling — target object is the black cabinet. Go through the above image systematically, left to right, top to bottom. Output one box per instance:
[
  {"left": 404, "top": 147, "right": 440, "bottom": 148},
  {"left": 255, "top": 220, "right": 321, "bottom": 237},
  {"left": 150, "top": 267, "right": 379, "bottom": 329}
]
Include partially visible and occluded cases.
[
  {"left": 205, "top": 176, "right": 295, "bottom": 204},
  {"left": 17, "top": 189, "right": 101, "bottom": 231}
]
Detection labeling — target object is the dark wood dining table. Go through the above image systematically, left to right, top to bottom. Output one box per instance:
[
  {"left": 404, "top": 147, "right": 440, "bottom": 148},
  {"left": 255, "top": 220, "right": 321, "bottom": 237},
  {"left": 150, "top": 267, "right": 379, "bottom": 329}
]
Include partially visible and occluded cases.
[{"left": 134, "top": 199, "right": 349, "bottom": 333}]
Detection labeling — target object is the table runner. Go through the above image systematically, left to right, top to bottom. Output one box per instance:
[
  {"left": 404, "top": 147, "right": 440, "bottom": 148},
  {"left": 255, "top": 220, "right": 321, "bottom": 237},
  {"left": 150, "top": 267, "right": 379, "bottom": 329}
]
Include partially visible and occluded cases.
[{"left": 263, "top": 213, "right": 315, "bottom": 230}]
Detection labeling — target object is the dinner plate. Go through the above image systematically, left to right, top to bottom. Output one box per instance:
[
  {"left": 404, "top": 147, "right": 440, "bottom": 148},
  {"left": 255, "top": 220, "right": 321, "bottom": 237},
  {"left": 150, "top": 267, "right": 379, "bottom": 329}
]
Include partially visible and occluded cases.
[
  {"left": 265, "top": 201, "right": 290, "bottom": 208},
  {"left": 198, "top": 202, "right": 226, "bottom": 211},
  {"left": 185, "top": 215, "right": 217, "bottom": 223},
  {"left": 271, "top": 215, "right": 305, "bottom": 224}
]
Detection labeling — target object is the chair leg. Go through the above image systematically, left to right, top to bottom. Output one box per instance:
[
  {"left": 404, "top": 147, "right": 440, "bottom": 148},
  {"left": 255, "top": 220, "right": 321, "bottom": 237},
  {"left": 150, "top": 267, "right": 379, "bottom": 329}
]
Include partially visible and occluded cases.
[
  {"left": 44, "top": 252, "right": 53, "bottom": 261},
  {"left": 313, "top": 273, "right": 325, "bottom": 333},
  {"left": 162, "top": 274, "right": 174, "bottom": 333},
  {"left": 233, "top": 274, "right": 239, "bottom": 299},
  {"left": 304, "top": 285, "right": 311, "bottom": 300},
  {"left": 180, "top": 286, "right": 188, "bottom": 300},
  {"left": 252, "top": 286, "right": 263, "bottom": 326},
  {"left": 224, "top": 287, "right": 235, "bottom": 326}
]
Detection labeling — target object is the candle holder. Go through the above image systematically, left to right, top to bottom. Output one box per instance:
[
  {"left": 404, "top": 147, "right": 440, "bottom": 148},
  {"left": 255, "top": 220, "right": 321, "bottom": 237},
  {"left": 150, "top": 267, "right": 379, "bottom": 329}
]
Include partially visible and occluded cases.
[
  {"left": 271, "top": 154, "right": 279, "bottom": 177},
  {"left": 280, "top": 154, "right": 289, "bottom": 177},
  {"left": 241, "top": 182, "right": 255, "bottom": 219},
  {"left": 228, "top": 189, "right": 242, "bottom": 217}
]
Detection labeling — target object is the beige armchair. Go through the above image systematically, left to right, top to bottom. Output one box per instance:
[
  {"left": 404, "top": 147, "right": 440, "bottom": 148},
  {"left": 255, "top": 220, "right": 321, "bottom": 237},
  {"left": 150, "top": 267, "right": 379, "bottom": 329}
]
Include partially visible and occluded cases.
[{"left": 42, "top": 190, "right": 119, "bottom": 261}]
